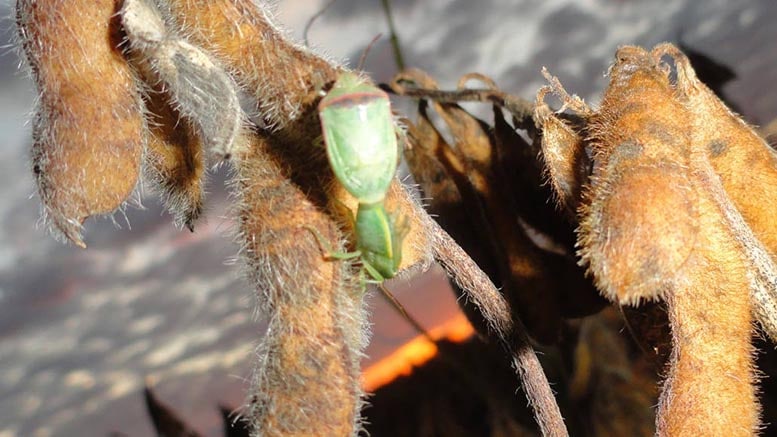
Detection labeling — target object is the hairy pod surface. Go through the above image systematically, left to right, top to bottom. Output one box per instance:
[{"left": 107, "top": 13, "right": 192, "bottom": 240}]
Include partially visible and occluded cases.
[
  {"left": 17, "top": 0, "right": 144, "bottom": 247},
  {"left": 121, "top": 0, "right": 243, "bottom": 161},
  {"left": 162, "top": 0, "right": 336, "bottom": 140},
  {"left": 540, "top": 44, "right": 763, "bottom": 435},
  {"left": 656, "top": 44, "right": 777, "bottom": 343},
  {"left": 661, "top": 44, "right": 777, "bottom": 254},
  {"left": 578, "top": 46, "right": 698, "bottom": 305},
  {"left": 319, "top": 73, "right": 398, "bottom": 205},
  {"left": 141, "top": 86, "right": 205, "bottom": 231},
  {"left": 534, "top": 88, "right": 590, "bottom": 216},
  {"left": 234, "top": 131, "right": 365, "bottom": 436},
  {"left": 658, "top": 165, "right": 758, "bottom": 436}
]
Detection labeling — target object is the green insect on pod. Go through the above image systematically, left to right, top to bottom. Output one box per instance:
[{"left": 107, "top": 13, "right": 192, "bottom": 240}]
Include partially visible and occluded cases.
[
  {"left": 318, "top": 72, "right": 399, "bottom": 205},
  {"left": 354, "top": 202, "right": 408, "bottom": 281}
]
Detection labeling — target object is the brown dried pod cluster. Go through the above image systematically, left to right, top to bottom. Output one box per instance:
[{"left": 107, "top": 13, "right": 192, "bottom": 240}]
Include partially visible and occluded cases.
[
  {"left": 16, "top": 0, "right": 568, "bottom": 435},
  {"left": 536, "top": 43, "right": 777, "bottom": 435}
]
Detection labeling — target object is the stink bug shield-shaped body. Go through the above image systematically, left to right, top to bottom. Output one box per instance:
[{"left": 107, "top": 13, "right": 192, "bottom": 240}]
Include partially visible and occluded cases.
[
  {"left": 317, "top": 72, "right": 406, "bottom": 281},
  {"left": 319, "top": 73, "right": 398, "bottom": 204}
]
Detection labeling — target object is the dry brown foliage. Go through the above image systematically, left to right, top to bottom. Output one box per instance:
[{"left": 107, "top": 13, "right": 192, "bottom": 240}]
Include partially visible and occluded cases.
[
  {"left": 16, "top": 0, "right": 777, "bottom": 434},
  {"left": 15, "top": 1, "right": 569, "bottom": 436}
]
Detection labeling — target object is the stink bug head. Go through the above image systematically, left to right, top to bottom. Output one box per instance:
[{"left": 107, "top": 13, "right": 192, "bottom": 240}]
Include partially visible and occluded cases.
[
  {"left": 318, "top": 72, "right": 399, "bottom": 204},
  {"left": 320, "top": 72, "right": 381, "bottom": 101}
]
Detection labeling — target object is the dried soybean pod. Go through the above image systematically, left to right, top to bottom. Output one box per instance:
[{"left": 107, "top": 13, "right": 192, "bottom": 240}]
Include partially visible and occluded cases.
[
  {"left": 16, "top": 0, "right": 144, "bottom": 247},
  {"left": 121, "top": 0, "right": 243, "bottom": 161},
  {"left": 162, "top": 0, "right": 336, "bottom": 139},
  {"left": 657, "top": 43, "right": 777, "bottom": 253},
  {"left": 656, "top": 44, "right": 777, "bottom": 342},
  {"left": 567, "top": 45, "right": 760, "bottom": 435},
  {"left": 577, "top": 46, "right": 698, "bottom": 305},
  {"left": 534, "top": 85, "right": 590, "bottom": 217},
  {"left": 142, "top": 88, "right": 205, "bottom": 231},
  {"left": 234, "top": 130, "right": 364, "bottom": 436},
  {"left": 658, "top": 160, "right": 759, "bottom": 436}
]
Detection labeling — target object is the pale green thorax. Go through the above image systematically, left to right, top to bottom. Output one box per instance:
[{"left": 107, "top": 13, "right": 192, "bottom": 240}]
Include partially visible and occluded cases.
[{"left": 318, "top": 72, "right": 398, "bottom": 205}]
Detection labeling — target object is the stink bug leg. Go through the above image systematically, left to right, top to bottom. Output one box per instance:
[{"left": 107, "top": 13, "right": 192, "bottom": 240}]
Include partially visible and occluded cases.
[{"left": 304, "top": 225, "right": 363, "bottom": 262}]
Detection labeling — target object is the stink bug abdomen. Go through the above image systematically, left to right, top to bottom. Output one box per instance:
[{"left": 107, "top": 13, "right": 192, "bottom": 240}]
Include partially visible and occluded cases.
[{"left": 355, "top": 203, "right": 405, "bottom": 280}]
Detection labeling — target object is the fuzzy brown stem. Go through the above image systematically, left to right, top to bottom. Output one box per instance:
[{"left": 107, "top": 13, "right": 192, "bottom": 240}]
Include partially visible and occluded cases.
[{"left": 428, "top": 216, "right": 568, "bottom": 437}]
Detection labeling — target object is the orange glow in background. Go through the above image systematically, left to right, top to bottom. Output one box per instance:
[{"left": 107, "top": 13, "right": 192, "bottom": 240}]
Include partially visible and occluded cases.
[{"left": 362, "top": 312, "right": 475, "bottom": 391}]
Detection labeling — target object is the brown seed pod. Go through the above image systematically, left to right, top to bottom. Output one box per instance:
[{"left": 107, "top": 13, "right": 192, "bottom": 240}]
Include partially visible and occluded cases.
[
  {"left": 17, "top": 0, "right": 144, "bottom": 247},
  {"left": 121, "top": 0, "right": 244, "bottom": 161},
  {"left": 162, "top": 0, "right": 336, "bottom": 141},
  {"left": 655, "top": 43, "right": 777, "bottom": 254},
  {"left": 655, "top": 44, "right": 777, "bottom": 342},
  {"left": 539, "top": 45, "right": 762, "bottom": 435},
  {"left": 577, "top": 46, "right": 698, "bottom": 305},
  {"left": 534, "top": 85, "right": 590, "bottom": 217},
  {"left": 142, "top": 87, "right": 206, "bottom": 231},
  {"left": 233, "top": 130, "right": 365, "bottom": 436},
  {"left": 658, "top": 158, "right": 758, "bottom": 436}
]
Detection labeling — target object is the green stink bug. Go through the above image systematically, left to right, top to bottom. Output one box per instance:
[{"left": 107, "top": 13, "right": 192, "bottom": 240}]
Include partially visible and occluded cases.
[
  {"left": 314, "top": 71, "right": 407, "bottom": 281},
  {"left": 318, "top": 72, "right": 399, "bottom": 205}
]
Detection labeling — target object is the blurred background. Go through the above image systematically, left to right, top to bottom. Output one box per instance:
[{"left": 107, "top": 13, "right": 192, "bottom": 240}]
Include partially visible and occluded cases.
[{"left": 1, "top": 0, "right": 775, "bottom": 435}]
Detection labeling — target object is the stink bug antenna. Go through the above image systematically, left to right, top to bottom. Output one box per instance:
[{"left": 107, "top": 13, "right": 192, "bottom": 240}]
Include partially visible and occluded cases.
[
  {"left": 303, "top": 0, "right": 337, "bottom": 47},
  {"left": 357, "top": 33, "right": 383, "bottom": 71}
]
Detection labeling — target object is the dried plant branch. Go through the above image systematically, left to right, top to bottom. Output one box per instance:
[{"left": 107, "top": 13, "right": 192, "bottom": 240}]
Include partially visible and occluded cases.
[
  {"left": 380, "top": 0, "right": 405, "bottom": 71},
  {"left": 384, "top": 76, "right": 535, "bottom": 122},
  {"left": 427, "top": 215, "right": 568, "bottom": 437}
]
